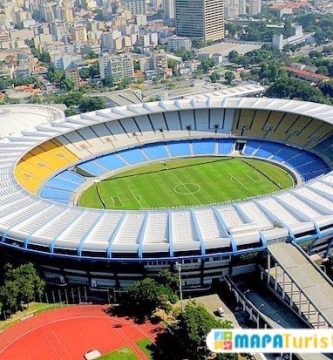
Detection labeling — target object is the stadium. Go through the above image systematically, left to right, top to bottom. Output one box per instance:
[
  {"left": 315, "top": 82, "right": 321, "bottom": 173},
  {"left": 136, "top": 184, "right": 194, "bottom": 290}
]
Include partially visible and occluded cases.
[{"left": 0, "top": 95, "right": 332, "bottom": 290}]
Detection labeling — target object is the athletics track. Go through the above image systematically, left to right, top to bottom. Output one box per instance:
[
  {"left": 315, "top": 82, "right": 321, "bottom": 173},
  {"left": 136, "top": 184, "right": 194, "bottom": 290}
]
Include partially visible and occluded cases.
[{"left": 0, "top": 305, "right": 160, "bottom": 360}]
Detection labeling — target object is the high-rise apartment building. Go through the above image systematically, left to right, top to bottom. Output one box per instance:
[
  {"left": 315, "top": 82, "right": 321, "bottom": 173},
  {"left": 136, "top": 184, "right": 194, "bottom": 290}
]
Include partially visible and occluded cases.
[
  {"left": 123, "top": 0, "right": 147, "bottom": 15},
  {"left": 163, "top": 0, "right": 175, "bottom": 19},
  {"left": 175, "top": 0, "right": 224, "bottom": 42},
  {"left": 224, "top": 0, "right": 246, "bottom": 18},
  {"left": 249, "top": 0, "right": 262, "bottom": 16},
  {"left": 99, "top": 53, "right": 134, "bottom": 80}
]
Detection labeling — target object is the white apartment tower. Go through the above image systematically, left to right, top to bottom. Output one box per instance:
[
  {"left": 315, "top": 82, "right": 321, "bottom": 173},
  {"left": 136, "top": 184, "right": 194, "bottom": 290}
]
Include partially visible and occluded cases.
[
  {"left": 123, "top": 0, "right": 147, "bottom": 15},
  {"left": 99, "top": 53, "right": 134, "bottom": 80}
]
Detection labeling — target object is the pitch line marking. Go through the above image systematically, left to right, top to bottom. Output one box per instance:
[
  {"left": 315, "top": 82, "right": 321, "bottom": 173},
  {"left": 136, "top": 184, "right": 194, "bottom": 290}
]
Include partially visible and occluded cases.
[
  {"left": 226, "top": 171, "right": 249, "bottom": 191},
  {"left": 172, "top": 172, "right": 202, "bottom": 205},
  {"left": 174, "top": 183, "right": 201, "bottom": 195},
  {"left": 128, "top": 187, "right": 143, "bottom": 209},
  {"left": 111, "top": 195, "right": 124, "bottom": 208}
]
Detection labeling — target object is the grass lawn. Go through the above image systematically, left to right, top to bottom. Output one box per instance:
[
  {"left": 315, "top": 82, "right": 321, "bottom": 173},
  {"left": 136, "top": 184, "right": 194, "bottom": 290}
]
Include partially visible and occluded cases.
[
  {"left": 79, "top": 157, "right": 294, "bottom": 210},
  {"left": 0, "top": 302, "right": 69, "bottom": 332},
  {"left": 136, "top": 338, "right": 154, "bottom": 359},
  {"left": 98, "top": 347, "right": 137, "bottom": 360}
]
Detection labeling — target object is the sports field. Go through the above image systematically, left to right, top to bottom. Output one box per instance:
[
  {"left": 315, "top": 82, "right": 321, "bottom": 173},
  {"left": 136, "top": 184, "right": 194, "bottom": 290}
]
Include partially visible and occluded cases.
[{"left": 79, "top": 157, "right": 294, "bottom": 210}]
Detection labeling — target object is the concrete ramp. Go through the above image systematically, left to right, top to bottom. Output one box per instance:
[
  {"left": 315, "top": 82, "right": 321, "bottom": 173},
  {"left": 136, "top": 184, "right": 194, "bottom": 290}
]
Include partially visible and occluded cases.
[{"left": 266, "top": 242, "right": 333, "bottom": 328}]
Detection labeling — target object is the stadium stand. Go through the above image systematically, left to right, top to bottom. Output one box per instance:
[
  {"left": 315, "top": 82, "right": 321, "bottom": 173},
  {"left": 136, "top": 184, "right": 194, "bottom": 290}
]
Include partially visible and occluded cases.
[
  {"left": 0, "top": 97, "right": 331, "bottom": 270},
  {"left": 38, "top": 138, "right": 330, "bottom": 205}
]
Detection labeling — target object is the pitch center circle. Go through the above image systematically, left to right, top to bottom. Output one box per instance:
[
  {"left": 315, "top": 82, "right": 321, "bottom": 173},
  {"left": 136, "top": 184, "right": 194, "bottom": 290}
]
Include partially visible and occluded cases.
[{"left": 174, "top": 183, "right": 200, "bottom": 194}]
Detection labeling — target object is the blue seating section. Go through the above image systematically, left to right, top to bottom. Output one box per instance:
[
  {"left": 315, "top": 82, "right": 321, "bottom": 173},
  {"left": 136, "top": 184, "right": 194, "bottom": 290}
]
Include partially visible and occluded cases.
[
  {"left": 314, "top": 134, "right": 333, "bottom": 163},
  {"left": 40, "top": 139, "right": 330, "bottom": 204},
  {"left": 192, "top": 139, "right": 216, "bottom": 155},
  {"left": 218, "top": 139, "right": 234, "bottom": 155},
  {"left": 243, "top": 140, "right": 262, "bottom": 156},
  {"left": 244, "top": 140, "right": 330, "bottom": 182},
  {"left": 167, "top": 141, "right": 191, "bottom": 157},
  {"left": 255, "top": 142, "right": 284, "bottom": 158},
  {"left": 142, "top": 144, "right": 169, "bottom": 160},
  {"left": 118, "top": 148, "right": 146, "bottom": 165},
  {"left": 95, "top": 154, "right": 126, "bottom": 171},
  {"left": 77, "top": 161, "right": 105, "bottom": 176},
  {"left": 58, "top": 170, "right": 86, "bottom": 185},
  {"left": 40, "top": 186, "right": 73, "bottom": 204}
]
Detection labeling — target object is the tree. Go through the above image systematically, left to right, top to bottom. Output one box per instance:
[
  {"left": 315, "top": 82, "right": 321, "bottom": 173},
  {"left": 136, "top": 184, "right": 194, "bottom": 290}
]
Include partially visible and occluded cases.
[
  {"left": 192, "top": 38, "right": 204, "bottom": 49},
  {"left": 175, "top": 49, "right": 197, "bottom": 61},
  {"left": 85, "top": 50, "right": 98, "bottom": 59},
  {"left": 228, "top": 50, "right": 239, "bottom": 63},
  {"left": 38, "top": 51, "right": 51, "bottom": 63},
  {"left": 167, "top": 59, "right": 178, "bottom": 72},
  {"left": 198, "top": 59, "right": 214, "bottom": 73},
  {"left": 88, "top": 64, "right": 100, "bottom": 78},
  {"left": 317, "top": 66, "right": 329, "bottom": 76},
  {"left": 79, "top": 67, "right": 90, "bottom": 80},
  {"left": 209, "top": 71, "right": 221, "bottom": 83},
  {"left": 224, "top": 71, "right": 235, "bottom": 84},
  {"left": 102, "top": 75, "right": 114, "bottom": 87},
  {"left": 117, "top": 77, "right": 133, "bottom": 90},
  {"left": 266, "top": 77, "right": 331, "bottom": 105},
  {"left": 0, "top": 78, "right": 10, "bottom": 90},
  {"left": 60, "top": 78, "right": 75, "bottom": 91},
  {"left": 320, "top": 81, "right": 333, "bottom": 98},
  {"left": 57, "top": 91, "right": 84, "bottom": 107},
  {"left": 78, "top": 96, "right": 105, "bottom": 113},
  {"left": 65, "top": 107, "right": 78, "bottom": 116},
  {"left": 0, "top": 263, "right": 45, "bottom": 317},
  {"left": 157, "top": 268, "right": 179, "bottom": 292},
  {"left": 124, "top": 271, "right": 179, "bottom": 320},
  {"left": 125, "top": 278, "right": 165, "bottom": 319},
  {"left": 153, "top": 302, "right": 236, "bottom": 360}
]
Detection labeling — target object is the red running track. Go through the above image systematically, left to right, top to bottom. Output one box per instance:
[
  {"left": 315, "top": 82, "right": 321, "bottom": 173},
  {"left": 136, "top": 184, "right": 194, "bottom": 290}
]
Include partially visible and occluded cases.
[{"left": 0, "top": 305, "right": 161, "bottom": 360}]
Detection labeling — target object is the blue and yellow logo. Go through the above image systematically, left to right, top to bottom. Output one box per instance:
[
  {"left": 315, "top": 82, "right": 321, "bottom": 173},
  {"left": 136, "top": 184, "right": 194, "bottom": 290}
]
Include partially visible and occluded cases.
[{"left": 214, "top": 331, "right": 233, "bottom": 351}]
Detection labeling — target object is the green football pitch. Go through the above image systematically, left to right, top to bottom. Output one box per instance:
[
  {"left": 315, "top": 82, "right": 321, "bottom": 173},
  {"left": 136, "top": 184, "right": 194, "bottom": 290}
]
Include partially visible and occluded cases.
[{"left": 78, "top": 157, "right": 294, "bottom": 210}]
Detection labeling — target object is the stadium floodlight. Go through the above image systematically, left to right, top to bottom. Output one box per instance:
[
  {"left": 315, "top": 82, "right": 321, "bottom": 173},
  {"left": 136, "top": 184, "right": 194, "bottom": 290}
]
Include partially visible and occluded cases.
[{"left": 175, "top": 261, "right": 184, "bottom": 312}]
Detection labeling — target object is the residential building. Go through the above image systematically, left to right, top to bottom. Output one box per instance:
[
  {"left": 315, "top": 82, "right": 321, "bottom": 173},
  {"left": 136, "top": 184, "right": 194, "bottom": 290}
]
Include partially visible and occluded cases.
[
  {"left": 123, "top": 0, "right": 147, "bottom": 15},
  {"left": 163, "top": 0, "right": 175, "bottom": 19},
  {"left": 175, "top": 0, "right": 224, "bottom": 42},
  {"left": 225, "top": 0, "right": 246, "bottom": 18},
  {"left": 248, "top": 0, "right": 262, "bottom": 16},
  {"left": 74, "top": 26, "right": 88, "bottom": 42},
  {"left": 137, "top": 33, "right": 158, "bottom": 48},
  {"left": 167, "top": 36, "right": 191, "bottom": 51},
  {"left": 99, "top": 53, "right": 134, "bottom": 80},
  {"left": 65, "top": 62, "right": 80, "bottom": 88}
]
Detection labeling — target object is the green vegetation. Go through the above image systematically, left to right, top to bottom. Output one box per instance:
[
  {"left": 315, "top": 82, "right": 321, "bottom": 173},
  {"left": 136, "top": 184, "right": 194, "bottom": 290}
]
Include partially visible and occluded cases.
[
  {"left": 296, "top": 13, "right": 333, "bottom": 45},
  {"left": 224, "top": 71, "right": 235, "bottom": 84},
  {"left": 266, "top": 77, "right": 331, "bottom": 104},
  {"left": 79, "top": 157, "right": 294, "bottom": 210},
  {"left": 0, "top": 263, "right": 45, "bottom": 318},
  {"left": 124, "top": 270, "right": 179, "bottom": 320},
  {"left": 0, "top": 302, "right": 68, "bottom": 331},
  {"left": 153, "top": 302, "right": 236, "bottom": 360},
  {"left": 137, "top": 338, "right": 154, "bottom": 358},
  {"left": 98, "top": 347, "right": 137, "bottom": 360}
]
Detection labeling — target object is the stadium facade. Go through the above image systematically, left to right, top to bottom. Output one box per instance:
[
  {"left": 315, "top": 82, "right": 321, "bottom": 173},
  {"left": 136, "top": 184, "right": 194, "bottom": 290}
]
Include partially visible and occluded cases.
[{"left": 0, "top": 97, "right": 332, "bottom": 290}]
